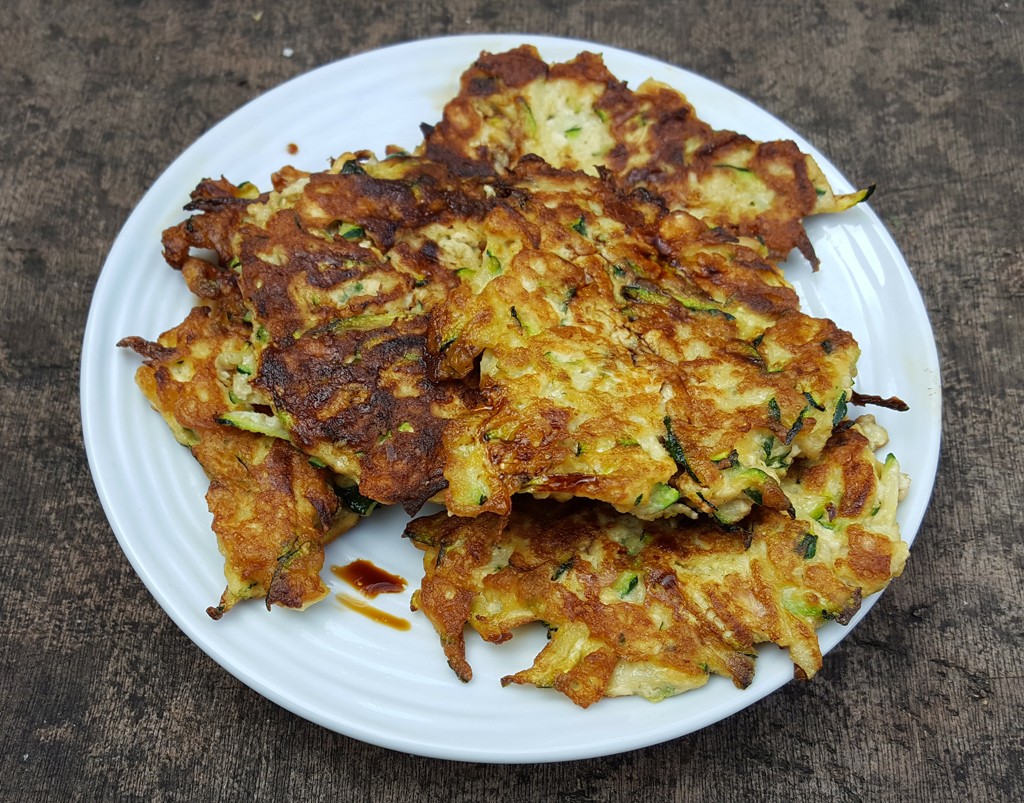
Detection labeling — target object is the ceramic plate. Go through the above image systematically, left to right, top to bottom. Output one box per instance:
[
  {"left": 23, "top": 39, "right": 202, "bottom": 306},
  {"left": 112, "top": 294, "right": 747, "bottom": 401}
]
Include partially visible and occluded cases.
[{"left": 81, "top": 34, "right": 941, "bottom": 763}]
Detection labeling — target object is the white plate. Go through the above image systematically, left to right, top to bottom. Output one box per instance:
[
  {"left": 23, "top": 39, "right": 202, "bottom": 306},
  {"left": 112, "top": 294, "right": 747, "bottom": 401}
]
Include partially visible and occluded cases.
[{"left": 81, "top": 34, "right": 941, "bottom": 763}]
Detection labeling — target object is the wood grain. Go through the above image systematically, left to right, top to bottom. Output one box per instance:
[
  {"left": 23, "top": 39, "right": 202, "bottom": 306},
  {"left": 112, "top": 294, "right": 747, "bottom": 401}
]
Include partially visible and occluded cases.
[{"left": 1, "top": 1, "right": 1021, "bottom": 800}]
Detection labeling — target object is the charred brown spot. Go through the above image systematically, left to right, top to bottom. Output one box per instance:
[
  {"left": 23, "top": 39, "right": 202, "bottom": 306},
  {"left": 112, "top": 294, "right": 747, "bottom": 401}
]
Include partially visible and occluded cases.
[
  {"left": 471, "top": 45, "right": 548, "bottom": 89},
  {"left": 256, "top": 319, "right": 480, "bottom": 514}
]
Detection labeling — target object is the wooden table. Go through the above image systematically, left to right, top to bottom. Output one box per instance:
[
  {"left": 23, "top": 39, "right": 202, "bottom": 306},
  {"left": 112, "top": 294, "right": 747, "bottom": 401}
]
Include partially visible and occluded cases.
[{"left": 2, "top": 1, "right": 1020, "bottom": 799}]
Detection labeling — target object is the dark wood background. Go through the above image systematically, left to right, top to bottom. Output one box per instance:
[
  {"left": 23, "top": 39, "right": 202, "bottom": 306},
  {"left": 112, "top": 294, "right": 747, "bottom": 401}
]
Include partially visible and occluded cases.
[{"left": 2, "top": 1, "right": 1020, "bottom": 800}]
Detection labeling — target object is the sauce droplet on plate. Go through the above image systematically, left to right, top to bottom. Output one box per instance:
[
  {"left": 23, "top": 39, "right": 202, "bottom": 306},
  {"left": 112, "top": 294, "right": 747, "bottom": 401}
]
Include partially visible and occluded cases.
[
  {"left": 287, "top": 142, "right": 298, "bottom": 155},
  {"left": 331, "top": 559, "right": 406, "bottom": 598},
  {"left": 336, "top": 593, "right": 411, "bottom": 631}
]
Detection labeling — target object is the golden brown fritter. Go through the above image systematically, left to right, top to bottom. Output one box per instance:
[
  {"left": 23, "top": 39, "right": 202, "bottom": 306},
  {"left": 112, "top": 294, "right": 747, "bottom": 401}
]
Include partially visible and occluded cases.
[
  {"left": 421, "top": 45, "right": 871, "bottom": 268},
  {"left": 180, "top": 150, "right": 854, "bottom": 521},
  {"left": 204, "top": 154, "right": 492, "bottom": 514},
  {"left": 426, "top": 158, "right": 858, "bottom": 520},
  {"left": 118, "top": 296, "right": 359, "bottom": 617},
  {"left": 407, "top": 417, "right": 907, "bottom": 707}
]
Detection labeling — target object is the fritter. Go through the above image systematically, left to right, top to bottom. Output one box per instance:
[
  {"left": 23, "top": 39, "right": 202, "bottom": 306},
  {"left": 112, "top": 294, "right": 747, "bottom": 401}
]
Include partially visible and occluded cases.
[
  {"left": 421, "top": 45, "right": 872, "bottom": 268},
  {"left": 176, "top": 151, "right": 855, "bottom": 522},
  {"left": 184, "top": 155, "right": 492, "bottom": 514},
  {"left": 426, "top": 157, "right": 858, "bottom": 520},
  {"left": 118, "top": 277, "right": 359, "bottom": 616},
  {"left": 407, "top": 417, "right": 908, "bottom": 707}
]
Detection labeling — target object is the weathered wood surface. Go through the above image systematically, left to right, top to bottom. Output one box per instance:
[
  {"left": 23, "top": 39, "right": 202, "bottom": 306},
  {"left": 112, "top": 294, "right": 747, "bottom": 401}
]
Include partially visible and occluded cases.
[{"left": 1, "top": 1, "right": 1020, "bottom": 800}]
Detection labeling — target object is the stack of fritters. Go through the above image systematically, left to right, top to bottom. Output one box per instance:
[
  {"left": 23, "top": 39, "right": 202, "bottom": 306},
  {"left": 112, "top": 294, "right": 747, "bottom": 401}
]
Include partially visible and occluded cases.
[{"left": 120, "top": 46, "right": 907, "bottom": 705}]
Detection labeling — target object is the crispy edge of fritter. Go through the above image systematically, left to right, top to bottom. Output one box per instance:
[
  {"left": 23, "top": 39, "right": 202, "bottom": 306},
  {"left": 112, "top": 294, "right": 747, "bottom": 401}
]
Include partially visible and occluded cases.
[
  {"left": 406, "top": 417, "right": 907, "bottom": 707},
  {"left": 195, "top": 427, "right": 357, "bottom": 618}
]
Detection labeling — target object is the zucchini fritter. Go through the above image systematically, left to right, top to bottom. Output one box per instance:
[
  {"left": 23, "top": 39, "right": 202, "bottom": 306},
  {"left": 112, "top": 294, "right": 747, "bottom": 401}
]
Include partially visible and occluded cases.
[
  {"left": 421, "top": 45, "right": 871, "bottom": 268},
  {"left": 178, "top": 151, "right": 855, "bottom": 521},
  {"left": 196, "top": 155, "right": 490, "bottom": 514},
  {"left": 426, "top": 158, "right": 858, "bottom": 520},
  {"left": 118, "top": 287, "right": 358, "bottom": 616},
  {"left": 407, "top": 417, "right": 907, "bottom": 707}
]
